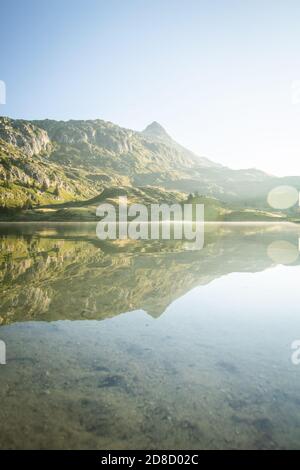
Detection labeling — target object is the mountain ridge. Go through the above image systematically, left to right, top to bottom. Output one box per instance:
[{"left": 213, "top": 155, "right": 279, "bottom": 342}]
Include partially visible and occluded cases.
[{"left": 0, "top": 115, "right": 299, "bottom": 220}]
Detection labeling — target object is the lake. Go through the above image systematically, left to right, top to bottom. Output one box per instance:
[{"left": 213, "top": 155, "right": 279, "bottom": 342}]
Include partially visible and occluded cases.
[{"left": 0, "top": 222, "right": 300, "bottom": 449}]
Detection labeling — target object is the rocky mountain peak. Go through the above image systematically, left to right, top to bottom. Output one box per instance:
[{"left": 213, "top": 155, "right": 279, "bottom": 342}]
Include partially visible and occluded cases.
[{"left": 142, "top": 121, "right": 171, "bottom": 141}]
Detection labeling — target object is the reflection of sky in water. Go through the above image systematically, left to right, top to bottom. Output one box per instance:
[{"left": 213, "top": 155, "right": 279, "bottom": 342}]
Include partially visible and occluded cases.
[{"left": 160, "top": 266, "right": 300, "bottom": 374}]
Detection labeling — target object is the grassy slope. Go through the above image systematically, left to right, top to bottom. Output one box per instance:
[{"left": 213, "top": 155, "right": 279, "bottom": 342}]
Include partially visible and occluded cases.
[{"left": 0, "top": 189, "right": 290, "bottom": 222}]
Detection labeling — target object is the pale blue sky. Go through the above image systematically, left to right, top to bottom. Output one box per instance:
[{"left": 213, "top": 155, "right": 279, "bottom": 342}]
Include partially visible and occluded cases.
[{"left": 1, "top": 0, "right": 300, "bottom": 175}]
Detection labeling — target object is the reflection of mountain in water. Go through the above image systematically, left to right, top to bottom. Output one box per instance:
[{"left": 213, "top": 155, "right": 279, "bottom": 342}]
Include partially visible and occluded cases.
[{"left": 0, "top": 223, "right": 299, "bottom": 324}]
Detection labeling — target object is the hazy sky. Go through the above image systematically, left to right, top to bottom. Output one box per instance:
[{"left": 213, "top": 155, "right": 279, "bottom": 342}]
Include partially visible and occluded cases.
[{"left": 1, "top": 0, "right": 300, "bottom": 176}]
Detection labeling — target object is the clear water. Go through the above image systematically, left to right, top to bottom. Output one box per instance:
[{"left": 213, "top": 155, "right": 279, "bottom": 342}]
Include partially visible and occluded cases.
[{"left": 0, "top": 222, "right": 300, "bottom": 449}]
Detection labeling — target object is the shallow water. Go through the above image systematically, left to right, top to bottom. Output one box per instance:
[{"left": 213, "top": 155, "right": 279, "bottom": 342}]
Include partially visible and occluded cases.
[{"left": 0, "top": 222, "right": 300, "bottom": 449}]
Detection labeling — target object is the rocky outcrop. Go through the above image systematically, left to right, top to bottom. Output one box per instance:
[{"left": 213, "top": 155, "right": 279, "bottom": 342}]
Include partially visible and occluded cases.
[
  {"left": 0, "top": 117, "right": 51, "bottom": 157},
  {"left": 34, "top": 119, "right": 136, "bottom": 154}
]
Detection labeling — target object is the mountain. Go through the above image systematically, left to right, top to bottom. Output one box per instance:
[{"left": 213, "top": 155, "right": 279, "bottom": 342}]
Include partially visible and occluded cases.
[
  {"left": 0, "top": 115, "right": 299, "bottom": 220},
  {"left": 142, "top": 120, "right": 219, "bottom": 169},
  {"left": 142, "top": 121, "right": 172, "bottom": 142}
]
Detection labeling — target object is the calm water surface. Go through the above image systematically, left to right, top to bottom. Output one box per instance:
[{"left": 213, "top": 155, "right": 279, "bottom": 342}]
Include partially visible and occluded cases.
[{"left": 0, "top": 222, "right": 300, "bottom": 449}]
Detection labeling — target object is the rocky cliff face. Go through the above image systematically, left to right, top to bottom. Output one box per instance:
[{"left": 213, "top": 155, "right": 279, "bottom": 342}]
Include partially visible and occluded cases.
[
  {"left": 0, "top": 117, "right": 51, "bottom": 157},
  {"left": 34, "top": 119, "right": 134, "bottom": 154}
]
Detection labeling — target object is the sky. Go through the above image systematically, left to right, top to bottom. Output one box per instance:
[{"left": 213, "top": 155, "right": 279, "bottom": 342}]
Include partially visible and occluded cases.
[{"left": 1, "top": 0, "right": 300, "bottom": 176}]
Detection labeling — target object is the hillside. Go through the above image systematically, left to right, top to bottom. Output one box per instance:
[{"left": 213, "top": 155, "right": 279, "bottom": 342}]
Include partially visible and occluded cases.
[{"left": 0, "top": 116, "right": 299, "bottom": 221}]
